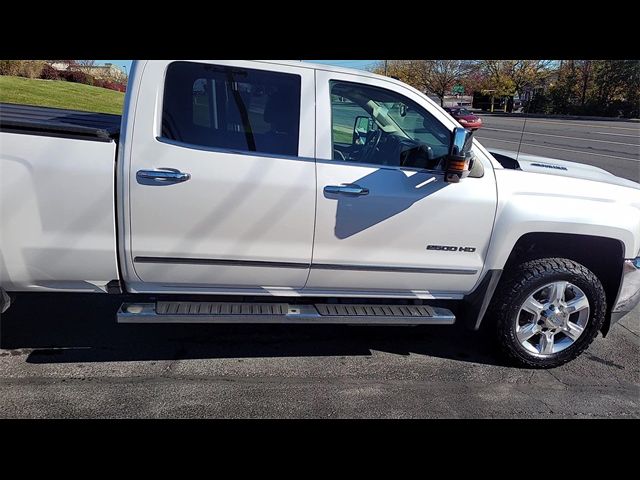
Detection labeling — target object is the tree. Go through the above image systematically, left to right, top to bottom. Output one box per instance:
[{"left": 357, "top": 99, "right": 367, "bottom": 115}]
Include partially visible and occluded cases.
[
  {"left": 372, "top": 59, "right": 639, "bottom": 118},
  {"left": 74, "top": 60, "right": 95, "bottom": 73},
  {"left": 371, "top": 60, "right": 414, "bottom": 84},
  {"left": 372, "top": 60, "right": 473, "bottom": 106},
  {"left": 412, "top": 60, "right": 473, "bottom": 106},
  {"left": 477, "top": 60, "right": 552, "bottom": 99},
  {"left": 477, "top": 60, "right": 516, "bottom": 97},
  {"left": 509, "top": 60, "right": 552, "bottom": 98},
  {"left": 536, "top": 60, "right": 639, "bottom": 117},
  {"left": 576, "top": 60, "right": 592, "bottom": 106},
  {"left": 591, "top": 60, "right": 640, "bottom": 117},
  {"left": 548, "top": 61, "right": 577, "bottom": 114},
  {"left": 459, "top": 66, "right": 488, "bottom": 96}
]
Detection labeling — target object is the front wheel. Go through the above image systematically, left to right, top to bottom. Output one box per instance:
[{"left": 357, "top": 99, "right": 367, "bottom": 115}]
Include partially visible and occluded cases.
[{"left": 490, "top": 258, "right": 606, "bottom": 368}]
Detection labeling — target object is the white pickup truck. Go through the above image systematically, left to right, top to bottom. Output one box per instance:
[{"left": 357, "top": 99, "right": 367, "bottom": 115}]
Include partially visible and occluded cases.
[{"left": 1, "top": 60, "right": 639, "bottom": 368}]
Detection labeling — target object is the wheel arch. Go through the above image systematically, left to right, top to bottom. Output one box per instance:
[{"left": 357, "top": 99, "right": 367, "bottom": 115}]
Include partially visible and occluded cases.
[{"left": 471, "top": 232, "right": 625, "bottom": 335}]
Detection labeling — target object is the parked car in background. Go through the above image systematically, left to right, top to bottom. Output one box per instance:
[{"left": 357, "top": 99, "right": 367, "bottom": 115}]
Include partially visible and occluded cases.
[{"left": 444, "top": 107, "right": 483, "bottom": 130}]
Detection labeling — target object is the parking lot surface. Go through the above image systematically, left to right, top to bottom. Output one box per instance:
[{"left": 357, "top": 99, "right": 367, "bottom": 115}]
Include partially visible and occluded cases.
[{"left": 1, "top": 294, "right": 638, "bottom": 418}]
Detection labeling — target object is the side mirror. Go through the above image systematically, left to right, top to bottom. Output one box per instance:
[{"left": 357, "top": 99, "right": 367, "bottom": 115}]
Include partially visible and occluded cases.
[
  {"left": 399, "top": 104, "right": 407, "bottom": 117},
  {"left": 353, "top": 116, "right": 373, "bottom": 145},
  {"left": 445, "top": 127, "right": 474, "bottom": 183}
]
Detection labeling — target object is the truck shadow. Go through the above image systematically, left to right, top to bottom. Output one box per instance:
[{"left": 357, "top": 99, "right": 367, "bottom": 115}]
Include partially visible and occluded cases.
[
  {"left": 325, "top": 167, "right": 448, "bottom": 239},
  {"left": 0, "top": 293, "right": 507, "bottom": 367}
]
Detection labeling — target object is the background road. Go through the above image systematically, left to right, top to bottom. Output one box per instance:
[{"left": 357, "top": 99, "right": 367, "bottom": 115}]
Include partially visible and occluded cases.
[
  {"left": 0, "top": 114, "right": 638, "bottom": 419},
  {"left": 475, "top": 115, "right": 640, "bottom": 182},
  {"left": 1, "top": 294, "right": 638, "bottom": 418}
]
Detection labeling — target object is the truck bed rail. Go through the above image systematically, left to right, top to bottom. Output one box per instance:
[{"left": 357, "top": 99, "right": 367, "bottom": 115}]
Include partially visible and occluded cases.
[{"left": 0, "top": 102, "right": 121, "bottom": 142}]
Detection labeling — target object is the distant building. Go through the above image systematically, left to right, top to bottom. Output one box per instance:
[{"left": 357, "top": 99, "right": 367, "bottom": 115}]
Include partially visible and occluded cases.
[
  {"left": 48, "top": 62, "right": 126, "bottom": 82},
  {"left": 49, "top": 62, "right": 71, "bottom": 71},
  {"left": 426, "top": 94, "right": 473, "bottom": 107}
]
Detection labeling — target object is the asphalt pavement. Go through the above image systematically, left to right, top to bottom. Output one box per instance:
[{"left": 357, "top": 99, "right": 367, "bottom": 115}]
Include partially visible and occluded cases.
[
  {"left": 474, "top": 115, "right": 640, "bottom": 182},
  {"left": 0, "top": 293, "right": 638, "bottom": 418}
]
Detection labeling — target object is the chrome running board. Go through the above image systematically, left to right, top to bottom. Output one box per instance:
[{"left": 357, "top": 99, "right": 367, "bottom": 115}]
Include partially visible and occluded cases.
[{"left": 117, "top": 301, "right": 456, "bottom": 325}]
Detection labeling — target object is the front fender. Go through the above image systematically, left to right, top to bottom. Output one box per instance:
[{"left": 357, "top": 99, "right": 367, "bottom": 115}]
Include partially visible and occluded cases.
[{"left": 484, "top": 170, "right": 640, "bottom": 271}]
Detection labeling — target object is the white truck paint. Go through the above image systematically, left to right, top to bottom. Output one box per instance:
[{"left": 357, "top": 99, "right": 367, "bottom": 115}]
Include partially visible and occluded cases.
[
  {"left": 1, "top": 60, "right": 639, "bottom": 367},
  {"left": 125, "top": 61, "right": 317, "bottom": 291},
  {"left": 0, "top": 132, "right": 118, "bottom": 292}
]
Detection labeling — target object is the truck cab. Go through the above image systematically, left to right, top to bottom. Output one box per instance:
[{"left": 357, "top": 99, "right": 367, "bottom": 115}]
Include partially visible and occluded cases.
[{"left": 121, "top": 60, "right": 496, "bottom": 299}]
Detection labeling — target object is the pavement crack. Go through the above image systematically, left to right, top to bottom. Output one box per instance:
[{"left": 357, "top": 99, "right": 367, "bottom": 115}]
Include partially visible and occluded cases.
[
  {"left": 619, "top": 323, "right": 640, "bottom": 339},
  {"left": 160, "top": 346, "right": 188, "bottom": 375},
  {"left": 161, "top": 362, "right": 177, "bottom": 375},
  {"left": 546, "top": 370, "right": 571, "bottom": 387},
  {"left": 515, "top": 385, "right": 555, "bottom": 414},
  {"left": 537, "top": 397, "right": 555, "bottom": 414}
]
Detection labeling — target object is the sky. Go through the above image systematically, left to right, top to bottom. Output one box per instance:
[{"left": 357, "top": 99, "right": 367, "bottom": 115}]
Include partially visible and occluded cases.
[{"left": 96, "top": 60, "right": 379, "bottom": 74}]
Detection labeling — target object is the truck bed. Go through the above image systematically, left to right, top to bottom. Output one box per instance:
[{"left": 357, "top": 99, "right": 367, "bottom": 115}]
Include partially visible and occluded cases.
[
  {"left": 0, "top": 102, "right": 121, "bottom": 142},
  {"left": 1, "top": 121, "right": 119, "bottom": 292}
]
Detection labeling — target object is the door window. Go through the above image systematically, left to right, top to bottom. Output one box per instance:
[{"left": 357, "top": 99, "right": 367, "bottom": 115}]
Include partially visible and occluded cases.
[
  {"left": 162, "top": 61, "right": 302, "bottom": 157},
  {"left": 330, "top": 81, "right": 450, "bottom": 170}
]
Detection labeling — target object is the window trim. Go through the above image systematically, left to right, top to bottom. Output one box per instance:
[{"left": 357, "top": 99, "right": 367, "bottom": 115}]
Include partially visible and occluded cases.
[
  {"left": 155, "top": 136, "right": 316, "bottom": 163},
  {"left": 316, "top": 155, "right": 445, "bottom": 175}
]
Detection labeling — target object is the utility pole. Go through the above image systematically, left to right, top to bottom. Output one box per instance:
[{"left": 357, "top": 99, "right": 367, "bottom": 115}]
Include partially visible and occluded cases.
[{"left": 384, "top": 60, "right": 388, "bottom": 76}]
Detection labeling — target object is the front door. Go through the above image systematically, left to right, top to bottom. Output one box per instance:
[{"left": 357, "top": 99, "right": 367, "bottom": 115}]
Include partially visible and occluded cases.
[
  {"left": 127, "top": 60, "right": 316, "bottom": 291},
  {"left": 307, "top": 70, "right": 497, "bottom": 296}
]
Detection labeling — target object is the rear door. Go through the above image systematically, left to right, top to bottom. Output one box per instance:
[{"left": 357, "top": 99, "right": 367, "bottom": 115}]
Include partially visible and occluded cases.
[{"left": 125, "top": 60, "right": 316, "bottom": 291}]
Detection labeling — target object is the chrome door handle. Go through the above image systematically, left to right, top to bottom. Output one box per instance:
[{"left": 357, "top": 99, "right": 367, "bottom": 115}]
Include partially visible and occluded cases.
[
  {"left": 136, "top": 168, "right": 191, "bottom": 185},
  {"left": 324, "top": 184, "right": 369, "bottom": 196}
]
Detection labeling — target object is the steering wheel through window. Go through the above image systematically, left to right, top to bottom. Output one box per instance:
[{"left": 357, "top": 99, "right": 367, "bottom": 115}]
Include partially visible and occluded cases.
[{"left": 358, "top": 128, "right": 382, "bottom": 163}]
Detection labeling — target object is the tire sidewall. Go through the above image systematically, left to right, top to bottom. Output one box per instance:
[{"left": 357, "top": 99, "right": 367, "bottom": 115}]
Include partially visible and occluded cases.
[{"left": 500, "top": 266, "right": 605, "bottom": 368}]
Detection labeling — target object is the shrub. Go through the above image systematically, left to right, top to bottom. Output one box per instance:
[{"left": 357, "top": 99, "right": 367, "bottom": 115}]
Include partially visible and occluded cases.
[
  {"left": 0, "top": 60, "right": 46, "bottom": 78},
  {"left": 0, "top": 60, "right": 21, "bottom": 75},
  {"left": 20, "top": 60, "right": 46, "bottom": 78},
  {"left": 40, "top": 64, "right": 60, "bottom": 80},
  {"left": 60, "top": 69, "right": 95, "bottom": 86},
  {"left": 102, "top": 80, "right": 126, "bottom": 92},
  {"left": 523, "top": 92, "right": 552, "bottom": 115},
  {"left": 600, "top": 100, "right": 639, "bottom": 119}
]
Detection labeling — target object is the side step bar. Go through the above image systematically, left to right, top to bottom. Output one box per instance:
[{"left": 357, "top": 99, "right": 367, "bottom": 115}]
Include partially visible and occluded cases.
[{"left": 118, "top": 302, "right": 456, "bottom": 325}]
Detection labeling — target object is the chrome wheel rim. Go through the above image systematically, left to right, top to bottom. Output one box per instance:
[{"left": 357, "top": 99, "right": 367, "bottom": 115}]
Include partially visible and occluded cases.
[{"left": 515, "top": 281, "right": 590, "bottom": 356}]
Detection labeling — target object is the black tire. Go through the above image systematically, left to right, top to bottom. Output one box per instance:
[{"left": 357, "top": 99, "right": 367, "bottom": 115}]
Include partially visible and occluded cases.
[{"left": 489, "top": 258, "right": 606, "bottom": 368}]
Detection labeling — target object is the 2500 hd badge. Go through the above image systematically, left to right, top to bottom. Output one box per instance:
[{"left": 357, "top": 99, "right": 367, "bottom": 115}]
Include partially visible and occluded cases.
[{"left": 427, "top": 245, "right": 477, "bottom": 252}]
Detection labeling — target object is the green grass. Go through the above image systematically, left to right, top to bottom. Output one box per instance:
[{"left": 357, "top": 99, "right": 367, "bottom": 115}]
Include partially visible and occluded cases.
[{"left": 0, "top": 76, "right": 124, "bottom": 114}]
